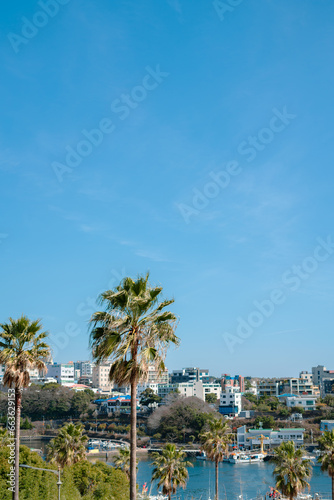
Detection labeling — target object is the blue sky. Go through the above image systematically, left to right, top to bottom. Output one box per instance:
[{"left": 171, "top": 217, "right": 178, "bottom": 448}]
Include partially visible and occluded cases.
[{"left": 1, "top": 0, "right": 334, "bottom": 377}]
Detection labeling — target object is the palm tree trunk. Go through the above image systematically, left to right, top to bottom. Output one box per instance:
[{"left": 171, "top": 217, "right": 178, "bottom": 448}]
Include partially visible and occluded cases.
[
  {"left": 130, "top": 379, "right": 137, "bottom": 500},
  {"left": 14, "top": 388, "right": 22, "bottom": 500},
  {"left": 215, "top": 459, "right": 219, "bottom": 500}
]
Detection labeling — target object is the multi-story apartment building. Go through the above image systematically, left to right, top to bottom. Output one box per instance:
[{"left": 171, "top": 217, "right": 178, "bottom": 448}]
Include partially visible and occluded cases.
[
  {"left": 74, "top": 361, "right": 94, "bottom": 378},
  {"left": 46, "top": 363, "right": 75, "bottom": 385},
  {"left": 92, "top": 364, "right": 113, "bottom": 393},
  {"left": 147, "top": 365, "right": 169, "bottom": 384},
  {"left": 312, "top": 365, "right": 334, "bottom": 396},
  {"left": 170, "top": 367, "right": 209, "bottom": 384},
  {"left": 299, "top": 371, "right": 313, "bottom": 383},
  {"left": 221, "top": 374, "right": 245, "bottom": 393},
  {"left": 258, "top": 377, "right": 317, "bottom": 398},
  {"left": 258, "top": 379, "right": 284, "bottom": 397},
  {"left": 155, "top": 380, "right": 221, "bottom": 402},
  {"left": 219, "top": 386, "right": 242, "bottom": 416},
  {"left": 286, "top": 395, "right": 318, "bottom": 411}
]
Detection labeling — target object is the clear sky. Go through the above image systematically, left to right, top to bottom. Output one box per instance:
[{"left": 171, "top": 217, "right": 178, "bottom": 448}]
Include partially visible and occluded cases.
[{"left": 1, "top": 0, "right": 334, "bottom": 378}]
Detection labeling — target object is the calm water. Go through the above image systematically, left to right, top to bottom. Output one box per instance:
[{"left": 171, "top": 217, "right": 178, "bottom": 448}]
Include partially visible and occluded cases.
[
  {"left": 23, "top": 440, "right": 332, "bottom": 500},
  {"left": 133, "top": 457, "right": 331, "bottom": 500}
]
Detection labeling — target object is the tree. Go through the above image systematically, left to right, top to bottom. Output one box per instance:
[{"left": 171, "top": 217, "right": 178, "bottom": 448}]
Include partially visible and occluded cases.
[
  {"left": 89, "top": 273, "right": 179, "bottom": 500},
  {"left": 0, "top": 315, "right": 50, "bottom": 500},
  {"left": 140, "top": 388, "right": 162, "bottom": 407},
  {"left": 205, "top": 393, "right": 218, "bottom": 404},
  {"left": 148, "top": 396, "right": 216, "bottom": 442},
  {"left": 200, "top": 417, "right": 232, "bottom": 500},
  {"left": 47, "top": 422, "right": 88, "bottom": 467},
  {"left": 0, "top": 427, "right": 9, "bottom": 446},
  {"left": 318, "top": 430, "right": 334, "bottom": 500},
  {"left": 272, "top": 441, "right": 312, "bottom": 500},
  {"left": 151, "top": 443, "right": 192, "bottom": 500},
  {"left": 113, "top": 447, "right": 136, "bottom": 480}
]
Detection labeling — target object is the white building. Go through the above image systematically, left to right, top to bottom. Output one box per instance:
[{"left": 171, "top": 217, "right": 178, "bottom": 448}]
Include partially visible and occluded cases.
[
  {"left": 74, "top": 361, "right": 94, "bottom": 378},
  {"left": 46, "top": 363, "right": 75, "bottom": 385},
  {"left": 1, "top": 364, "right": 42, "bottom": 384},
  {"left": 92, "top": 364, "right": 113, "bottom": 393},
  {"left": 156, "top": 380, "right": 221, "bottom": 402},
  {"left": 219, "top": 387, "right": 242, "bottom": 416},
  {"left": 286, "top": 395, "right": 318, "bottom": 411},
  {"left": 237, "top": 425, "right": 305, "bottom": 449}
]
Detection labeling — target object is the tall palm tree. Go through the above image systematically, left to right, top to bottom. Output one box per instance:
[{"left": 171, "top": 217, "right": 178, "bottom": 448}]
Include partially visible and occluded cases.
[
  {"left": 90, "top": 273, "right": 179, "bottom": 500},
  {"left": 0, "top": 315, "right": 50, "bottom": 500},
  {"left": 200, "top": 417, "right": 232, "bottom": 500},
  {"left": 47, "top": 422, "right": 88, "bottom": 467},
  {"left": 318, "top": 430, "right": 334, "bottom": 500},
  {"left": 272, "top": 441, "right": 312, "bottom": 500},
  {"left": 151, "top": 443, "right": 193, "bottom": 500},
  {"left": 114, "top": 446, "right": 138, "bottom": 480}
]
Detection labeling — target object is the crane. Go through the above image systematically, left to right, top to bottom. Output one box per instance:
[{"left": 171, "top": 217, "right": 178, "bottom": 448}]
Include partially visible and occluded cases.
[{"left": 245, "top": 434, "right": 270, "bottom": 454}]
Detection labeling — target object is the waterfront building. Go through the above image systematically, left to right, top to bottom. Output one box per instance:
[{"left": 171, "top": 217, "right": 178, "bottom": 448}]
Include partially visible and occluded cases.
[
  {"left": 147, "top": 365, "right": 169, "bottom": 384},
  {"left": 219, "top": 386, "right": 242, "bottom": 416},
  {"left": 320, "top": 420, "right": 334, "bottom": 432},
  {"left": 237, "top": 425, "right": 305, "bottom": 449}
]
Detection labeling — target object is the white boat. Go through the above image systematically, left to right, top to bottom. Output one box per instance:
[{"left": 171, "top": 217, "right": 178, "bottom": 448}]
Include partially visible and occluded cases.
[
  {"left": 197, "top": 451, "right": 207, "bottom": 460},
  {"left": 229, "top": 452, "right": 265, "bottom": 463},
  {"left": 229, "top": 453, "right": 250, "bottom": 463},
  {"left": 249, "top": 453, "right": 265, "bottom": 463}
]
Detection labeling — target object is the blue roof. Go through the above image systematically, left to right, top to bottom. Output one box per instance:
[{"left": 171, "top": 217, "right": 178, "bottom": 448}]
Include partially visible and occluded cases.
[{"left": 277, "top": 393, "right": 295, "bottom": 398}]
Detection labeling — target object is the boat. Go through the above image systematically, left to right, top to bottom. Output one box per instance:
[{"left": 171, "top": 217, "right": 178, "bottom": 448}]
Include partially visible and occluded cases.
[
  {"left": 196, "top": 451, "right": 207, "bottom": 460},
  {"left": 229, "top": 452, "right": 265, "bottom": 463},
  {"left": 229, "top": 453, "right": 250, "bottom": 463},
  {"left": 249, "top": 453, "right": 265, "bottom": 463}
]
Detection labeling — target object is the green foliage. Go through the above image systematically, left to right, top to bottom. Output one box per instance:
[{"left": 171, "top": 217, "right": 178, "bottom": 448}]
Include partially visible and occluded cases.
[
  {"left": 140, "top": 388, "right": 162, "bottom": 407},
  {"left": 205, "top": 393, "right": 218, "bottom": 404},
  {"left": 148, "top": 396, "right": 217, "bottom": 442},
  {"left": 254, "top": 416, "right": 276, "bottom": 429},
  {"left": 21, "top": 417, "right": 33, "bottom": 429},
  {"left": 47, "top": 423, "right": 88, "bottom": 467},
  {"left": 318, "top": 430, "right": 334, "bottom": 479},
  {"left": 272, "top": 441, "right": 312, "bottom": 500},
  {"left": 151, "top": 444, "right": 192, "bottom": 499},
  {"left": 0, "top": 445, "right": 80, "bottom": 500},
  {"left": 0, "top": 445, "right": 129, "bottom": 500},
  {"left": 71, "top": 460, "right": 129, "bottom": 500}
]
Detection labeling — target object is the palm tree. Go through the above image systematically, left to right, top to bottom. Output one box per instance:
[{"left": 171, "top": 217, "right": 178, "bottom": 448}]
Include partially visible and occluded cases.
[
  {"left": 90, "top": 273, "right": 179, "bottom": 500},
  {"left": 0, "top": 315, "right": 50, "bottom": 500},
  {"left": 200, "top": 417, "right": 232, "bottom": 500},
  {"left": 47, "top": 422, "right": 88, "bottom": 467},
  {"left": 0, "top": 427, "right": 10, "bottom": 446},
  {"left": 318, "top": 430, "right": 334, "bottom": 500},
  {"left": 272, "top": 441, "right": 312, "bottom": 500},
  {"left": 151, "top": 443, "right": 193, "bottom": 500},
  {"left": 114, "top": 446, "right": 138, "bottom": 480}
]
